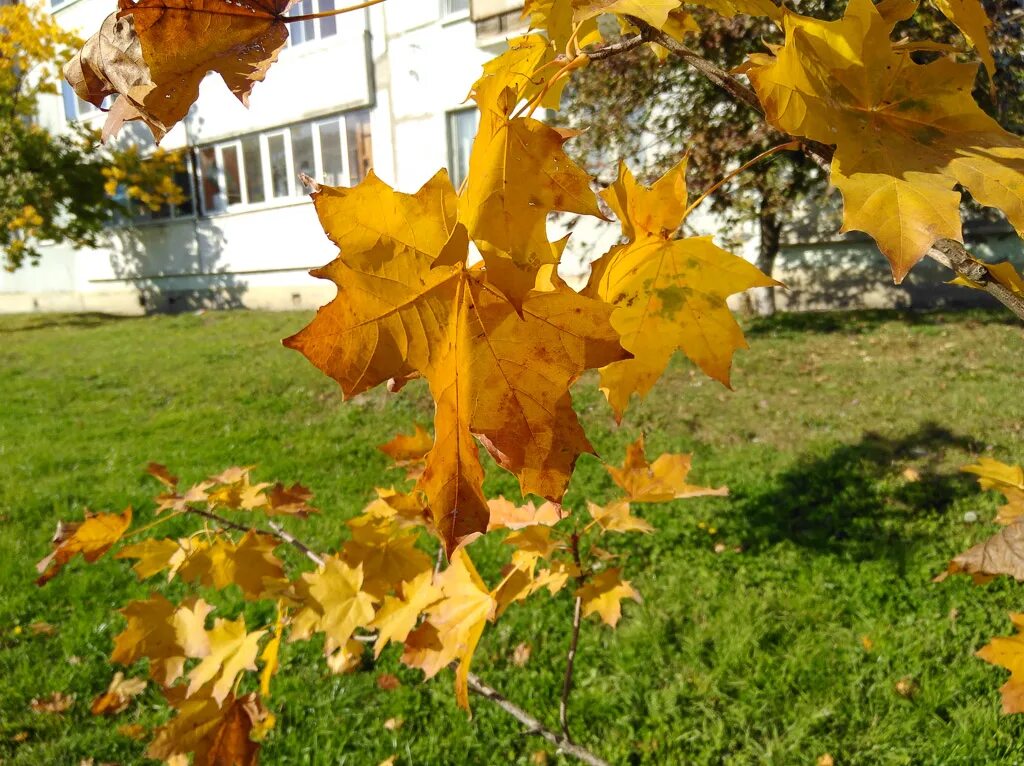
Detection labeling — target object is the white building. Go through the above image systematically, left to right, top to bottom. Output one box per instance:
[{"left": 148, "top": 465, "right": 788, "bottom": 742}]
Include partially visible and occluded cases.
[
  {"left": 2, "top": 0, "right": 573, "bottom": 313},
  {"left": 3, "top": 0, "right": 1019, "bottom": 314}
]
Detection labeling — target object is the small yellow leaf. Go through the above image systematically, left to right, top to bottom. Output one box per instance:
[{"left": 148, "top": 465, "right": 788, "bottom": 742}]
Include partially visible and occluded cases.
[
  {"left": 607, "top": 436, "right": 729, "bottom": 502},
  {"left": 587, "top": 500, "right": 654, "bottom": 535},
  {"left": 35, "top": 508, "right": 133, "bottom": 585},
  {"left": 576, "top": 568, "right": 641, "bottom": 628},
  {"left": 187, "top": 617, "right": 266, "bottom": 705},
  {"left": 90, "top": 672, "right": 147, "bottom": 716}
]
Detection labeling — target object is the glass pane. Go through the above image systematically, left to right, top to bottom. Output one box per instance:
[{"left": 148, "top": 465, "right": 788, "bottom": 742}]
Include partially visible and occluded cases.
[
  {"left": 301, "top": 0, "right": 315, "bottom": 42},
  {"left": 319, "top": 0, "right": 336, "bottom": 37},
  {"left": 441, "top": 0, "right": 469, "bottom": 15},
  {"left": 61, "top": 82, "right": 77, "bottom": 120},
  {"left": 447, "top": 109, "right": 478, "bottom": 189},
  {"left": 346, "top": 110, "right": 372, "bottom": 185},
  {"left": 317, "top": 120, "right": 343, "bottom": 186},
  {"left": 291, "top": 123, "right": 316, "bottom": 188},
  {"left": 267, "top": 134, "right": 290, "bottom": 198},
  {"left": 242, "top": 135, "right": 265, "bottom": 204},
  {"left": 221, "top": 145, "right": 242, "bottom": 206},
  {"left": 199, "top": 146, "right": 223, "bottom": 213},
  {"left": 174, "top": 169, "right": 194, "bottom": 216}
]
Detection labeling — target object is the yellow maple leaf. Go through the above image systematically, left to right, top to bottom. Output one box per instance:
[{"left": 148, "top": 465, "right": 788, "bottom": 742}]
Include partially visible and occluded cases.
[
  {"left": 523, "top": 0, "right": 600, "bottom": 52},
  {"left": 743, "top": 0, "right": 1024, "bottom": 281},
  {"left": 930, "top": 0, "right": 996, "bottom": 80},
  {"left": 470, "top": 34, "right": 565, "bottom": 115},
  {"left": 584, "top": 159, "right": 775, "bottom": 418},
  {"left": 285, "top": 173, "right": 626, "bottom": 554},
  {"left": 378, "top": 424, "right": 433, "bottom": 465},
  {"left": 606, "top": 435, "right": 729, "bottom": 502},
  {"left": 963, "top": 458, "right": 1024, "bottom": 525},
  {"left": 487, "top": 496, "right": 564, "bottom": 531},
  {"left": 587, "top": 500, "right": 654, "bottom": 534},
  {"left": 35, "top": 508, "right": 132, "bottom": 585},
  {"left": 341, "top": 515, "right": 433, "bottom": 599},
  {"left": 504, "top": 525, "right": 562, "bottom": 568},
  {"left": 176, "top": 531, "right": 287, "bottom": 600},
  {"left": 116, "top": 537, "right": 185, "bottom": 580},
  {"left": 402, "top": 550, "right": 496, "bottom": 710},
  {"left": 291, "top": 557, "right": 377, "bottom": 654},
  {"left": 532, "top": 559, "right": 580, "bottom": 596},
  {"left": 493, "top": 564, "right": 537, "bottom": 617},
  {"left": 576, "top": 568, "right": 641, "bottom": 627},
  {"left": 370, "top": 569, "right": 443, "bottom": 658},
  {"left": 111, "top": 594, "right": 212, "bottom": 686},
  {"left": 977, "top": 613, "right": 1024, "bottom": 713},
  {"left": 187, "top": 616, "right": 266, "bottom": 705},
  {"left": 147, "top": 691, "right": 266, "bottom": 765}
]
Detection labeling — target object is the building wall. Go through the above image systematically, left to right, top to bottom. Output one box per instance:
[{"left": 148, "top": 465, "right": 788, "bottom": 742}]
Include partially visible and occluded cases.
[{"left": 3, "top": 1, "right": 1022, "bottom": 315}]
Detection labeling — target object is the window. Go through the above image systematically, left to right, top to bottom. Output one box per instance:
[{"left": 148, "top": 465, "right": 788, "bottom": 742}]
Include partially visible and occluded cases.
[
  {"left": 287, "top": 0, "right": 338, "bottom": 46},
  {"left": 441, "top": 0, "right": 470, "bottom": 17},
  {"left": 446, "top": 108, "right": 478, "bottom": 189},
  {"left": 194, "top": 109, "right": 372, "bottom": 214},
  {"left": 113, "top": 158, "right": 196, "bottom": 225}
]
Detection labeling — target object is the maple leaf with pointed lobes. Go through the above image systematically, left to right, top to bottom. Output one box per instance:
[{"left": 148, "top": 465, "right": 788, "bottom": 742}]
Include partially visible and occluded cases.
[
  {"left": 66, "top": 0, "right": 290, "bottom": 142},
  {"left": 523, "top": 0, "right": 600, "bottom": 52},
  {"left": 743, "top": 0, "right": 1024, "bottom": 282},
  {"left": 930, "top": 0, "right": 996, "bottom": 80},
  {"left": 470, "top": 35, "right": 567, "bottom": 116},
  {"left": 584, "top": 158, "right": 775, "bottom": 419},
  {"left": 285, "top": 172, "right": 627, "bottom": 554},
  {"left": 379, "top": 424, "right": 433, "bottom": 464},
  {"left": 606, "top": 435, "right": 729, "bottom": 503},
  {"left": 962, "top": 458, "right": 1024, "bottom": 525},
  {"left": 265, "top": 482, "right": 317, "bottom": 517},
  {"left": 487, "top": 496, "right": 564, "bottom": 531},
  {"left": 587, "top": 500, "right": 654, "bottom": 534},
  {"left": 36, "top": 508, "right": 132, "bottom": 586},
  {"left": 341, "top": 515, "right": 433, "bottom": 600},
  {"left": 504, "top": 525, "right": 562, "bottom": 568},
  {"left": 176, "top": 531, "right": 288, "bottom": 600},
  {"left": 116, "top": 537, "right": 185, "bottom": 580},
  {"left": 402, "top": 550, "right": 496, "bottom": 710},
  {"left": 290, "top": 557, "right": 377, "bottom": 654},
  {"left": 493, "top": 564, "right": 536, "bottom": 617},
  {"left": 576, "top": 568, "right": 641, "bottom": 627},
  {"left": 370, "top": 570, "right": 443, "bottom": 658},
  {"left": 111, "top": 595, "right": 213, "bottom": 686},
  {"left": 977, "top": 613, "right": 1024, "bottom": 714},
  {"left": 187, "top": 617, "right": 266, "bottom": 705},
  {"left": 147, "top": 691, "right": 267, "bottom": 765}
]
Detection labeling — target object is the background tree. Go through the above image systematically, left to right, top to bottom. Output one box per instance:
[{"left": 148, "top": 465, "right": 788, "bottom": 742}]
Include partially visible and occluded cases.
[
  {"left": 563, "top": 0, "right": 1024, "bottom": 315},
  {"left": 0, "top": 1, "right": 185, "bottom": 271}
]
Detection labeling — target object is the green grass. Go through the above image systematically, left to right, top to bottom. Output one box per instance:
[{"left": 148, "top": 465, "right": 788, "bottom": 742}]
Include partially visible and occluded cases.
[{"left": 1, "top": 307, "right": 1023, "bottom": 765}]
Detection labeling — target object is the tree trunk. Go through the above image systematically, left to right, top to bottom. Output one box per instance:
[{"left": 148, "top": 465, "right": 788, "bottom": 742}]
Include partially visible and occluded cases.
[{"left": 753, "top": 202, "right": 782, "bottom": 316}]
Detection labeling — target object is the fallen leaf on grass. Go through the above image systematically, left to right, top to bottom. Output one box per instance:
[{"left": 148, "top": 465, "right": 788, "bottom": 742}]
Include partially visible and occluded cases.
[
  {"left": 28, "top": 622, "right": 56, "bottom": 636},
  {"left": 512, "top": 642, "right": 531, "bottom": 667},
  {"left": 91, "top": 672, "right": 147, "bottom": 715},
  {"left": 377, "top": 673, "right": 401, "bottom": 691},
  {"left": 894, "top": 676, "right": 918, "bottom": 698},
  {"left": 30, "top": 692, "right": 74, "bottom": 713},
  {"left": 383, "top": 717, "right": 403, "bottom": 731},
  {"left": 116, "top": 723, "right": 148, "bottom": 740}
]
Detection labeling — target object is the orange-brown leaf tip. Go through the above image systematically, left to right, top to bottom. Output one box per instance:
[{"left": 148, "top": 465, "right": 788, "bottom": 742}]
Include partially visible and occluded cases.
[{"left": 35, "top": 508, "right": 133, "bottom": 586}]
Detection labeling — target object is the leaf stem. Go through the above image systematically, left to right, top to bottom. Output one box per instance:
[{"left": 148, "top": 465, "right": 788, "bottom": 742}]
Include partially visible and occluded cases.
[
  {"left": 284, "top": 0, "right": 384, "bottom": 23},
  {"left": 681, "top": 141, "right": 801, "bottom": 221},
  {"left": 121, "top": 510, "right": 184, "bottom": 539}
]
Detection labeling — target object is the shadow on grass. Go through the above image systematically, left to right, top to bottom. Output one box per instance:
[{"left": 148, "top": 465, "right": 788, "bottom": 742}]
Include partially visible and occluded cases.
[
  {"left": 743, "top": 308, "right": 1014, "bottom": 339},
  {"left": 0, "top": 313, "right": 141, "bottom": 334},
  {"left": 732, "top": 422, "right": 982, "bottom": 564}
]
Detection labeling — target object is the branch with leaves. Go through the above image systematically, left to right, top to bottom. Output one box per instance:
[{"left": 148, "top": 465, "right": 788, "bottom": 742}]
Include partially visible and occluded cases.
[{"left": 35, "top": 433, "right": 725, "bottom": 765}]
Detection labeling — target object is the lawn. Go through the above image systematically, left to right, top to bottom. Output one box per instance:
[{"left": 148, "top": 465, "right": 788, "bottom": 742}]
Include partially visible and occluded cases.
[{"left": 1, "top": 307, "right": 1023, "bottom": 765}]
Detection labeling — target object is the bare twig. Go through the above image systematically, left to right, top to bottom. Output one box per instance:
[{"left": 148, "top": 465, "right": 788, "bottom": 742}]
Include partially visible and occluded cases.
[
  {"left": 605, "top": 16, "right": 1024, "bottom": 322},
  {"left": 586, "top": 33, "right": 647, "bottom": 61},
  {"left": 183, "top": 505, "right": 325, "bottom": 567},
  {"left": 559, "top": 529, "right": 586, "bottom": 741},
  {"left": 466, "top": 672, "right": 611, "bottom": 766}
]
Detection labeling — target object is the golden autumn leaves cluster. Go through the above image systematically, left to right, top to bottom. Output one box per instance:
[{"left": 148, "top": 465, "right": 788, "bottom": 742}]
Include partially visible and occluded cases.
[
  {"left": 64, "top": 0, "right": 1024, "bottom": 551},
  {"left": 35, "top": 434, "right": 726, "bottom": 764}
]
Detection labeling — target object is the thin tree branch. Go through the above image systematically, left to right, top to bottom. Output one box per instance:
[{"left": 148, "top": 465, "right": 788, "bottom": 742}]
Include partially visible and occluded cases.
[
  {"left": 601, "top": 16, "right": 1024, "bottom": 321},
  {"left": 586, "top": 33, "right": 647, "bottom": 61},
  {"left": 182, "top": 505, "right": 611, "bottom": 765},
  {"left": 182, "top": 505, "right": 325, "bottom": 566},
  {"left": 559, "top": 529, "right": 586, "bottom": 741},
  {"left": 466, "top": 672, "right": 611, "bottom": 766}
]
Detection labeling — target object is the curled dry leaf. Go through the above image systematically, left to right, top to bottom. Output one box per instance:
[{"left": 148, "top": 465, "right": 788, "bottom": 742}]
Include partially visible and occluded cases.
[
  {"left": 65, "top": 0, "right": 291, "bottom": 141},
  {"left": 935, "top": 520, "right": 1024, "bottom": 584},
  {"left": 90, "top": 672, "right": 147, "bottom": 716},
  {"left": 30, "top": 692, "right": 74, "bottom": 714}
]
